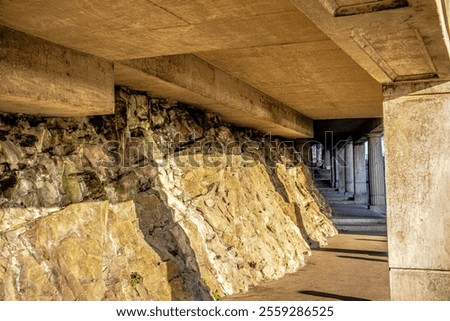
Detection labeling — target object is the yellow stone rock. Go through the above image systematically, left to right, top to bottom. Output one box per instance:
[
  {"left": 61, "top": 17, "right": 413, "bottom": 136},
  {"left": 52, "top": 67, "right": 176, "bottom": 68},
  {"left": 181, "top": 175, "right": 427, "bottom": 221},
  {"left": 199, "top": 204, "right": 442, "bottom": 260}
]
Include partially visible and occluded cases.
[
  {"left": 153, "top": 153, "right": 336, "bottom": 296},
  {"left": 0, "top": 201, "right": 174, "bottom": 300}
]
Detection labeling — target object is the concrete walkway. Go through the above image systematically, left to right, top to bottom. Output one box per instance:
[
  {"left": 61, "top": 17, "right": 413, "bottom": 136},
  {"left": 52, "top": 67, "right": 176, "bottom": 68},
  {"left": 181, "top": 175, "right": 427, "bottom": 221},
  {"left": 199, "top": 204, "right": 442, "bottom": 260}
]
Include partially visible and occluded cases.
[
  {"left": 225, "top": 183, "right": 390, "bottom": 301},
  {"left": 225, "top": 232, "right": 389, "bottom": 301}
]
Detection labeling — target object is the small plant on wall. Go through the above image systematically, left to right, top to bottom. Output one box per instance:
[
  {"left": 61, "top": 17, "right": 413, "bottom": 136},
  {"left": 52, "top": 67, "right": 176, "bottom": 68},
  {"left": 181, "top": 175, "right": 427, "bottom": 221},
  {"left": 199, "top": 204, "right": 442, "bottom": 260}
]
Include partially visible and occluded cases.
[{"left": 130, "top": 272, "right": 143, "bottom": 296}]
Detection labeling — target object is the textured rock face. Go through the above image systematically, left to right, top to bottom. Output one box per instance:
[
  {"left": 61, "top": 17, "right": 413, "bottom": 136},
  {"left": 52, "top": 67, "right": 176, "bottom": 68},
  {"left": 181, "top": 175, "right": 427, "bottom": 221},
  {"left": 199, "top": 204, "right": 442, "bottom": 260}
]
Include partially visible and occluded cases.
[
  {"left": 0, "top": 88, "right": 336, "bottom": 300},
  {"left": 160, "top": 155, "right": 310, "bottom": 295},
  {"left": 0, "top": 201, "right": 172, "bottom": 300}
]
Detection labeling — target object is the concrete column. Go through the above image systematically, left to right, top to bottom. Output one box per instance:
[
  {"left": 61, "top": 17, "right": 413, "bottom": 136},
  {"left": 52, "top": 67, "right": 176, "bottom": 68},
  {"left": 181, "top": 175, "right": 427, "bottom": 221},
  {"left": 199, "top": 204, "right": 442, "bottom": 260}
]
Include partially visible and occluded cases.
[
  {"left": 383, "top": 81, "right": 450, "bottom": 300},
  {"left": 367, "top": 133, "right": 386, "bottom": 213},
  {"left": 344, "top": 141, "right": 355, "bottom": 196},
  {"left": 353, "top": 142, "right": 368, "bottom": 204},
  {"left": 316, "top": 144, "right": 323, "bottom": 167},
  {"left": 337, "top": 146, "right": 346, "bottom": 194},
  {"left": 324, "top": 148, "right": 331, "bottom": 170},
  {"left": 324, "top": 148, "right": 333, "bottom": 187},
  {"left": 331, "top": 148, "right": 337, "bottom": 189}
]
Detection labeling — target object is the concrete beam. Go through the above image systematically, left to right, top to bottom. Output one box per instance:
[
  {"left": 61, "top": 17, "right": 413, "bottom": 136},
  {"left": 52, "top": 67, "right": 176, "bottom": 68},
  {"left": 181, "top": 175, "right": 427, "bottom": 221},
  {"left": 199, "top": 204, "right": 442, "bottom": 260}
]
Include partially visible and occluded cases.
[
  {"left": 290, "top": 0, "right": 450, "bottom": 83},
  {"left": 0, "top": 26, "right": 114, "bottom": 116},
  {"left": 116, "top": 55, "right": 313, "bottom": 138}
]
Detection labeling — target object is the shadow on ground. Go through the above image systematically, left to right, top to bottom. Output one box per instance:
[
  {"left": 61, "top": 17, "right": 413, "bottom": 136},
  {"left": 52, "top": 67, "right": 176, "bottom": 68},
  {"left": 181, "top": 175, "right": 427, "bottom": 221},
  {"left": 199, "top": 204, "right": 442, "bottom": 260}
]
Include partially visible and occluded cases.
[
  {"left": 355, "top": 238, "right": 388, "bottom": 242},
  {"left": 316, "top": 247, "right": 388, "bottom": 257},
  {"left": 337, "top": 255, "right": 388, "bottom": 263},
  {"left": 298, "top": 290, "right": 370, "bottom": 301}
]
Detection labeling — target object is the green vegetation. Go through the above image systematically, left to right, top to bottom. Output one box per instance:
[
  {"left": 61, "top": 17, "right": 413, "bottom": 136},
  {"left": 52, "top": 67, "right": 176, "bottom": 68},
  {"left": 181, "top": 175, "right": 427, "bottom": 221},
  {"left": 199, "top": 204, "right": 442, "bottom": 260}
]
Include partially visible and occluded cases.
[
  {"left": 130, "top": 272, "right": 143, "bottom": 295},
  {"left": 212, "top": 289, "right": 221, "bottom": 301}
]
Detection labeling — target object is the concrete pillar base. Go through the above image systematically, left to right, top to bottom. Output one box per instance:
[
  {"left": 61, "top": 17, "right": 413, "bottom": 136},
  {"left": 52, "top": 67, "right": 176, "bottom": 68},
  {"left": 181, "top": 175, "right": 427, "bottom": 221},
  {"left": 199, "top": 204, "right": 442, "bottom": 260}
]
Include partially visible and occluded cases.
[
  {"left": 344, "top": 187, "right": 354, "bottom": 197},
  {"left": 354, "top": 193, "right": 368, "bottom": 204},
  {"left": 369, "top": 204, "right": 386, "bottom": 214},
  {"left": 390, "top": 269, "right": 450, "bottom": 301}
]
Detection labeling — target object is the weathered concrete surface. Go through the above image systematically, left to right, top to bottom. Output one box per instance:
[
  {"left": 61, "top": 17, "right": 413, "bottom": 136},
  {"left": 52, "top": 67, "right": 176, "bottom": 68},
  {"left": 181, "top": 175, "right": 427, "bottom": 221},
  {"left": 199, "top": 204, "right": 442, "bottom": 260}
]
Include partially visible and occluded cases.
[
  {"left": 0, "top": 0, "right": 384, "bottom": 121},
  {"left": 0, "top": 0, "right": 326, "bottom": 60},
  {"left": 1, "top": 0, "right": 448, "bottom": 124},
  {"left": 290, "top": 0, "right": 450, "bottom": 83},
  {"left": 0, "top": 26, "right": 114, "bottom": 116},
  {"left": 196, "top": 42, "right": 382, "bottom": 119},
  {"left": 116, "top": 55, "right": 313, "bottom": 138},
  {"left": 384, "top": 81, "right": 450, "bottom": 300},
  {"left": 390, "top": 269, "right": 450, "bottom": 300}
]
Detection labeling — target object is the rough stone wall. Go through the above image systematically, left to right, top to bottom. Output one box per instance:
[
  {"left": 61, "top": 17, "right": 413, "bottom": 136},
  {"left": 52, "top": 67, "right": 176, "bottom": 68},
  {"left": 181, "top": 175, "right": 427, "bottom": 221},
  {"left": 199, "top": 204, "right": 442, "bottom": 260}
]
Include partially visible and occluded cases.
[
  {"left": 0, "top": 87, "right": 336, "bottom": 300},
  {"left": 0, "top": 201, "right": 172, "bottom": 300}
]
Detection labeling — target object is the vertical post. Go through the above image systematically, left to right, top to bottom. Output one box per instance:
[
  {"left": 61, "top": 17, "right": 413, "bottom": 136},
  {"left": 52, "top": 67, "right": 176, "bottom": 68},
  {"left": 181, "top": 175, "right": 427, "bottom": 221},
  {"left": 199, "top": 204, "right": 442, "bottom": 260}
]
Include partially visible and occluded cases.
[
  {"left": 326, "top": 131, "right": 336, "bottom": 188},
  {"left": 367, "top": 133, "right": 386, "bottom": 213},
  {"left": 345, "top": 140, "right": 355, "bottom": 196},
  {"left": 354, "top": 142, "right": 368, "bottom": 204},
  {"left": 316, "top": 144, "right": 323, "bottom": 168},
  {"left": 337, "top": 145, "right": 346, "bottom": 194},
  {"left": 324, "top": 148, "right": 331, "bottom": 170},
  {"left": 324, "top": 148, "right": 332, "bottom": 186},
  {"left": 331, "top": 150, "right": 336, "bottom": 188}
]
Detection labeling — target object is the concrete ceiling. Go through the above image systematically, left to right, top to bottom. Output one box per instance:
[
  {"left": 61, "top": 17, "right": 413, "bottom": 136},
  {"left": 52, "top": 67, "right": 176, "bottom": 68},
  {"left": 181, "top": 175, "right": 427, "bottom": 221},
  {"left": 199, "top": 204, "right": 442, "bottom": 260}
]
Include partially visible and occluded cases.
[
  {"left": 0, "top": 0, "right": 327, "bottom": 60},
  {"left": 0, "top": 0, "right": 382, "bottom": 120},
  {"left": 1, "top": 0, "right": 449, "bottom": 138},
  {"left": 290, "top": 0, "right": 450, "bottom": 83},
  {"left": 196, "top": 42, "right": 382, "bottom": 119}
]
